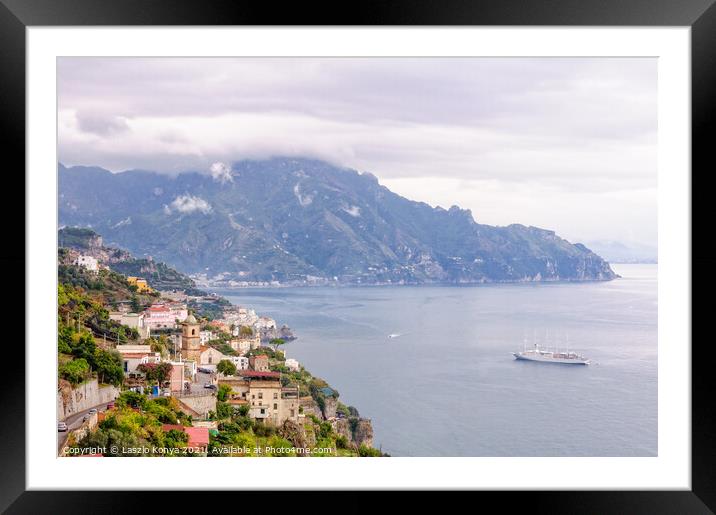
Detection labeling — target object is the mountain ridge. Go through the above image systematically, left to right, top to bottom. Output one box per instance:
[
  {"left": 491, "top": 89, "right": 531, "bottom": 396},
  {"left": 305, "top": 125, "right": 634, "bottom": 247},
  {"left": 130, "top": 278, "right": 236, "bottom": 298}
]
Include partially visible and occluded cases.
[{"left": 58, "top": 157, "right": 617, "bottom": 285}]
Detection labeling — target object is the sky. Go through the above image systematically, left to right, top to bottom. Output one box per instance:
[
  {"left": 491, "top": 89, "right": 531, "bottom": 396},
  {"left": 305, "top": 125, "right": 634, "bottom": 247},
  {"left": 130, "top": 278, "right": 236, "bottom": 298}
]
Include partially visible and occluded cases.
[{"left": 58, "top": 57, "right": 657, "bottom": 248}]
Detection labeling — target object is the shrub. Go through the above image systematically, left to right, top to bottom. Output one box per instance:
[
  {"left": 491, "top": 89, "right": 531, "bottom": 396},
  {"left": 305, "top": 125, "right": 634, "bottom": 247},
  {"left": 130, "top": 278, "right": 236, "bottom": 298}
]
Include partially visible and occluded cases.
[
  {"left": 59, "top": 358, "right": 91, "bottom": 385},
  {"left": 137, "top": 362, "right": 172, "bottom": 384},
  {"left": 336, "top": 403, "right": 351, "bottom": 418},
  {"left": 317, "top": 420, "right": 333, "bottom": 440},
  {"left": 253, "top": 423, "right": 276, "bottom": 437},
  {"left": 232, "top": 432, "right": 256, "bottom": 453},
  {"left": 267, "top": 435, "right": 294, "bottom": 457},
  {"left": 358, "top": 444, "right": 382, "bottom": 457}
]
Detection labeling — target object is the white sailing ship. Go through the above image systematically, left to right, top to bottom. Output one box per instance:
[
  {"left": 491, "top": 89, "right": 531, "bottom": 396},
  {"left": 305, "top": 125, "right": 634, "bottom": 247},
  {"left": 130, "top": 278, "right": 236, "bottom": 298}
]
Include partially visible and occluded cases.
[{"left": 512, "top": 334, "right": 590, "bottom": 365}]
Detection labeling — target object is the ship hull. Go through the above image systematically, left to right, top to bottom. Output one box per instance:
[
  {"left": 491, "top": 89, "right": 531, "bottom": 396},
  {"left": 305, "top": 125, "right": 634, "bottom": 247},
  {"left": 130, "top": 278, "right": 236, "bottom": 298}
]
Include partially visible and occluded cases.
[{"left": 512, "top": 352, "right": 590, "bottom": 365}]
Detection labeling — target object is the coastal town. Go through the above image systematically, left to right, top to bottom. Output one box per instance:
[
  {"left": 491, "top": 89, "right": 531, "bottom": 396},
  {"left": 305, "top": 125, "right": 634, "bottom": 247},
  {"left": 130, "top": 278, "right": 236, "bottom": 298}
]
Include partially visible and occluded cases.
[{"left": 57, "top": 229, "right": 380, "bottom": 457}]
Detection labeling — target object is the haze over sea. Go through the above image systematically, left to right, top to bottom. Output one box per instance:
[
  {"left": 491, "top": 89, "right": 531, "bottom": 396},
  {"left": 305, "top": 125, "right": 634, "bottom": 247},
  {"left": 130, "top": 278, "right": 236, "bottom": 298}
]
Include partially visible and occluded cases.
[{"left": 218, "top": 264, "right": 657, "bottom": 457}]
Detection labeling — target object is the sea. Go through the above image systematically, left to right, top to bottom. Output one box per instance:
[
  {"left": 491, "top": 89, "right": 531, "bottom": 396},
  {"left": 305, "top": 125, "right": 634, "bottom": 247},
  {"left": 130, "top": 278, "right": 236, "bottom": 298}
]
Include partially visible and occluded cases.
[{"left": 217, "top": 263, "right": 657, "bottom": 457}]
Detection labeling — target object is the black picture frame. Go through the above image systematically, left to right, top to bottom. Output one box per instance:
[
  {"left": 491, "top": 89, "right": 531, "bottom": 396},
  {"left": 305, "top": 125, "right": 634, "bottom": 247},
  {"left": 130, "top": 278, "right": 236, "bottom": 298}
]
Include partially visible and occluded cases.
[{"left": 2, "top": 0, "right": 713, "bottom": 512}]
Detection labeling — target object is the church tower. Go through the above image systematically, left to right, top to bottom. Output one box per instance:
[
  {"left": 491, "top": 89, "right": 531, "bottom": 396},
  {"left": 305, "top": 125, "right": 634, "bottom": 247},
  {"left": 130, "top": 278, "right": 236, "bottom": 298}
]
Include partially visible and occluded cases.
[{"left": 181, "top": 313, "right": 201, "bottom": 361}]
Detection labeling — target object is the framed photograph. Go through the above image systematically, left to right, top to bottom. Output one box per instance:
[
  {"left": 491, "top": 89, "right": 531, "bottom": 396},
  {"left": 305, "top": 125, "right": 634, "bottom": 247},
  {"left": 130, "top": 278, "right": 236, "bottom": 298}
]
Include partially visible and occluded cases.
[{"left": 3, "top": 0, "right": 713, "bottom": 511}]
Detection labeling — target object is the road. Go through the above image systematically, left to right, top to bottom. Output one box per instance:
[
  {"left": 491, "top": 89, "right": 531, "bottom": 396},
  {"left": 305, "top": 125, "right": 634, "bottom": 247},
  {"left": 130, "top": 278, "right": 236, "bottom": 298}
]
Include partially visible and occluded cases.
[
  {"left": 191, "top": 371, "right": 216, "bottom": 394},
  {"left": 58, "top": 372, "right": 215, "bottom": 455},
  {"left": 57, "top": 401, "right": 112, "bottom": 455}
]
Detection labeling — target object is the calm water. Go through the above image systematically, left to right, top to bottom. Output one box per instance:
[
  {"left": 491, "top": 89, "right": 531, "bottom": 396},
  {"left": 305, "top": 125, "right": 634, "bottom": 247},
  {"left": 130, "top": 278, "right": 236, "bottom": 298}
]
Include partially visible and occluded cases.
[{"left": 217, "top": 264, "right": 657, "bottom": 457}]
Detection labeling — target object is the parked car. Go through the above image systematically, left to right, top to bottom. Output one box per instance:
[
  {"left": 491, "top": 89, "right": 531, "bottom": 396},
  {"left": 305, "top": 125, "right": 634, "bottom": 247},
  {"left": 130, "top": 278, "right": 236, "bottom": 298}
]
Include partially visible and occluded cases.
[
  {"left": 204, "top": 383, "right": 217, "bottom": 390},
  {"left": 107, "top": 402, "right": 115, "bottom": 409},
  {"left": 88, "top": 408, "right": 97, "bottom": 415},
  {"left": 82, "top": 414, "right": 89, "bottom": 422},
  {"left": 57, "top": 422, "right": 68, "bottom": 432}
]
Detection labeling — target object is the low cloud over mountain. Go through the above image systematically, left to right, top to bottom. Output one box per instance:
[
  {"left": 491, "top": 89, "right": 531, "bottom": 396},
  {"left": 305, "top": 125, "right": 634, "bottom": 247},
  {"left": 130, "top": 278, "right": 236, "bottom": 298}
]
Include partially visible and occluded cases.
[{"left": 59, "top": 158, "right": 617, "bottom": 285}]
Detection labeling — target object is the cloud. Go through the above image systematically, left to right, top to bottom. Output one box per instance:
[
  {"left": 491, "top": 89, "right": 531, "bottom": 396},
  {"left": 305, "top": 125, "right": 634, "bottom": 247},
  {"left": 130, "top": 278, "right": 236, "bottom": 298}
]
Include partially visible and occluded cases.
[
  {"left": 57, "top": 57, "right": 657, "bottom": 246},
  {"left": 75, "top": 110, "right": 129, "bottom": 136},
  {"left": 210, "top": 161, "right": 233, "bottom": 184},
  {"left": 166, "top": 195, "right": 213, "bottom": 215},
  {"left": 342, "top": 205, "right": 361, "bottom": 217}
]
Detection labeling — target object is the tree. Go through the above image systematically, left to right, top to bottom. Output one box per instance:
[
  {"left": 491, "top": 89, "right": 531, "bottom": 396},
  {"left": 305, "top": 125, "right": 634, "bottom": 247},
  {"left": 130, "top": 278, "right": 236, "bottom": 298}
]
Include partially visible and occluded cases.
[
  {"left": 58, "top": 325, "right": 74, "bottom": 354},
  {"left": 239, "top": 325, "right": 253, "bottom": 337},
  {"left": 71, "top": 331, "right": 97, "bottom": 365},
  {"left": 149, "top": 336, "right": 169, "bottom": 358},
  {"left": 270, "top": 338, "right": 285, "bottom": 352},
  {"left": 94, "top": 349, "right": 124, "bottom": 386},
  {"left": 216, "top": 359, "right": 237, "bottom": 376},
  {"left": 137, "top": 362, "right": 172, "bottom": 384},
  {"left": 217, "top": 384, "right": 232, "bottom": 402},
  {"left": 115, "top": 390, "right": 146, "bottom": 410},
  {"left": 213, "top": 401, "right": 232, "bottom": 420},
  {"left": 164, "top": 429, "right": 188, "bottom": 448}
]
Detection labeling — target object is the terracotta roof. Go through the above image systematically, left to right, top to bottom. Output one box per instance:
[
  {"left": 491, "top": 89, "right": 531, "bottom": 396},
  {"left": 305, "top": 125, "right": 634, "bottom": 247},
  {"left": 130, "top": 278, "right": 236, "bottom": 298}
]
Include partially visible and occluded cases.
[
  {"left": 147, "top": 305, "right": 171, "bottom": 312},
  {"left": 118, "top": 353, "right": 153, "bottom": 358},
  {"left": 238, "top": 370, "right": 280, "bottom": 379},
  {"left": 161, "top": 424, "right": 208, "bottom": 448},
  {"left": 185, "top": 426, "right": 209, "bottom": 447}
]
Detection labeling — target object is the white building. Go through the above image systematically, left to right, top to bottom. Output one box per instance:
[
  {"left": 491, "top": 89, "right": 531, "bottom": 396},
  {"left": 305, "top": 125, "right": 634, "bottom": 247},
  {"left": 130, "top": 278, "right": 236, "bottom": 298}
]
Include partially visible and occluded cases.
[
  {"left": 74, "top": 255, "right": 98, "bottom": 272},
  {"left": 168, "top": 303, "right": 188, "bottom": 323},
  {"left": 143, "top": 304, "right": 177, "bottom": 330},
  {"left": 232, "top": 307, "right": 258, "bottom": 327},
  {"left": 109, "top": 312, "right": 150, "bottom": 339},
  {"left": 254, "top": 316, "right": 277, "bottom": 331},
  {"left": 199, "top": 330, "right": 214, "bottom": 345},
  {"left": 116, "top": 345, "right": 161, "bottom": 373},
  {"left": 198, "top": 347, "right": 248, "bottom": 372},
  {"left": 231, "top": 356, "right": 249, "bottom": 371},
  {"left": 285, "top": 358, "right": 300, "bottom": 372}
]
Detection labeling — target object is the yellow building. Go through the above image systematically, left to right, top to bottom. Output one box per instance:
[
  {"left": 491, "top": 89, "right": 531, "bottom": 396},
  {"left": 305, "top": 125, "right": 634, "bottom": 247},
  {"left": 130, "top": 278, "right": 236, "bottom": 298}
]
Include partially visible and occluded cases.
[
  {"left": 127, "top": 276, "right": 152, "bottom": 293},
  {"left": 219, "top": 371, "right": 299, "bottom": 426}
]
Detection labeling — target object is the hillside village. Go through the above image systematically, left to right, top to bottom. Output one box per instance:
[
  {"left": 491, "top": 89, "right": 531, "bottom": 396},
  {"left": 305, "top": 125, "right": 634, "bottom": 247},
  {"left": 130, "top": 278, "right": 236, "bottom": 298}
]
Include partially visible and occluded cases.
[{"left": 57, "top": 228, "right": 381, "bottom": 457}]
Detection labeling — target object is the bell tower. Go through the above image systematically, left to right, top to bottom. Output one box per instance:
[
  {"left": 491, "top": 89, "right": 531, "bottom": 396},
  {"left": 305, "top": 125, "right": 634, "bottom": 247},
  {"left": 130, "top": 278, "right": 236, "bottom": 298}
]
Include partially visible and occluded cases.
[{"left": 181, "top": 313, "right": 201, "bottom": 361}]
